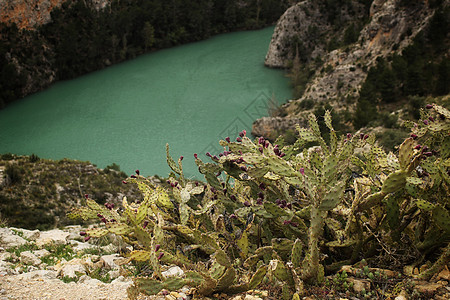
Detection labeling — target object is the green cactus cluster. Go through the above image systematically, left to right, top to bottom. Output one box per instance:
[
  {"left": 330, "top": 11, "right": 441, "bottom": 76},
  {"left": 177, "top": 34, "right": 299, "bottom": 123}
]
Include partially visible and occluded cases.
[{"left": 68, "top": 106, "right": 449, "bottom": 298}]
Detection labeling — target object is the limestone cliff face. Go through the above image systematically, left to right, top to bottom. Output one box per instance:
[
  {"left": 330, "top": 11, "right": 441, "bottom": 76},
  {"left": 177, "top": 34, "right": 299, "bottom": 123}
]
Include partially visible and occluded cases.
[
  {"left": 0, "top": 0, "right": 110, "bottom": 30},
  {"left": 0, "top": 0, "right": 67, "bottom": 30},
  {"left": 254, "top": 0, "right": 444, "bottom": 139}
]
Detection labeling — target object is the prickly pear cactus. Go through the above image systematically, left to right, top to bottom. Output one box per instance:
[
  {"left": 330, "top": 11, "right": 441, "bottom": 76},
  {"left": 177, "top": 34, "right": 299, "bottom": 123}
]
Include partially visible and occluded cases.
[{"left": 68, "top": 106, "right": 449, "bottom": 297}]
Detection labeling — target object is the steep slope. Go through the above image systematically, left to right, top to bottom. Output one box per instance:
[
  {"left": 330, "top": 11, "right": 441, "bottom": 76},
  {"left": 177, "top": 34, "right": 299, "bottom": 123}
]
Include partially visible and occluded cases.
[{"left": 253, "top": 0, "right": 449, "bottom": 141}]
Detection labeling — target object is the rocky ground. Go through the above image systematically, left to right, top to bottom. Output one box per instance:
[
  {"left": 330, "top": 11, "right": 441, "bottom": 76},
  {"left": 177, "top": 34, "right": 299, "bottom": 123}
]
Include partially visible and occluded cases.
[
  {"left": 0, "top": 226, "right": 449, "bottom": 300},
  {"left": 0, "top": 226, "right": 268, "bottom": 300}
]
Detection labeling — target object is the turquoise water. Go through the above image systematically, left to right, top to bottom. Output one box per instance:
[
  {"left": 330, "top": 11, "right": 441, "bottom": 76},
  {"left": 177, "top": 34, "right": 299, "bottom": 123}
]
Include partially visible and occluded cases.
[{"left": 0, "top": 27, "right": 291, "bottom": 178}]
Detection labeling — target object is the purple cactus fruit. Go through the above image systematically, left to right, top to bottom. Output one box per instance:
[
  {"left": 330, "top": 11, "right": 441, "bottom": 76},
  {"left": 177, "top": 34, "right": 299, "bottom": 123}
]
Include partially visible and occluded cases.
[
  {"left": 426, "top": 104, "right": 433, "bottom": 109},
  {"left": 428, "top": 116, "right": 434, "bottom": 122},
  {"left": 423, "top": 120, "right": 429, "bottom": 125},
  {"left": 242, "top": 129, "right": 247, "bottom": 135},
  {"left": 239, "top": 131, "right": 244, "bottom": 137},
  {"left": 346, "top": 133, "right": 352, "bottom": 139},
  {"left": 360, "top": 133, "right": 365, "bottom": 139},
  {"left": 411, "top": 134, "right": 418, "bottom": 139},
  {"left": 363, "top": 135, "right": 369, "bottom": 140},
  {"left": 225, "top": 137, "right": 231, "bottom": 143},
  {"left": 236, "top": 137, "right": 242, "bottom": 142},
  {"left": 258, "top": 137, "right": 265, "bottom": 144},
  {"left": 265, "top": 141, "right": 269, "bottom": 148},
  {"left": 414, "top": 145, "right": 422, "bottom": 150},
  {"left": 422, "top": 146, "right": 429, "bottom": 151},
  {"left": 259, "top": 147, "right": 263, "bottom": 154},
  {"left": 274, "top": 148, "right": 280, "bottom": 155},
  {"left": 206, "top": 152, "right": 212, "bottom": 157},
  {"left": 424, "top": 152, "right": 433, "bottom": 157},
  {"left": 194, "top": 153, "right": 198, "bottom": 159},
  {"left": 219, "top": 153, "right": 224, "bottom": 157},
  {"left": 280, "top": 153, "right": 286, "bottom": 158},
  {"left": 213, "top": 155, "right": 219, "bottom": 160},
  {"left": 180, "top": 156, "right": 184, "bottom": 161},
  {"left": 240, "top": 166, "right": 247, "bottom": 172},
  {"left": 299, "top": 168, "right": 305, "bottom": 175},
  {"left": 135, "top": 169, "right": 140, "bottom": 175},
  {"left": 216, "top": 171, "right": 221, "bottom": 177},
  {"left": 131, "top": 175, "right": 137, "bottom": 179},
  {"left": 166, "top": 180, "right": 171, "bottom": 184},
  {"left": 122, "top": 181, "right": 127, "bottom": 184},
  {"left": 195, "top": 181, "right": 199, "bottom": 186},
  {"left": 174, "top": 182, "right": 178, "bottom": 187},
  {"left": 170, "top": 183, "right": 175, "bottom": 188},
  {"left": 211, "top": 187, "right": 216, "bottom": 193},
  {"left": 84, "top": 194, "right": 89, "bottom": 199},
  {"left": 230, "top": 195, "right": 237, "bottom": 201},
  {"left": 256, "top": 198, "right": 263, "bottom": 205},
  {"left": 275, "top": 199, "right": 281, "bottom": 205},
  {"left": 281, "top": 200, "right": 287, "bottom": 207},
  {"left": 244, "top": 201, "right": 251, "bottom": 207},
  {"left": 287, "top": 203, "right": 292, "bottom": 209},
  {"left": 97, "top": 213, "right": 103, "bottom": 218},
  {"left": 230, "top": 214, "right": 237, "bottom": 219},
  {"left": 101, "top": 217, "right": 107, "bottom": 223},
  {"left": 110, "top": 219, "right": 116, "bottom": 222},
  {"left": 283, "top": 220, "right": 291, "bottom": 226},
  {"left": 143, "top": 221, "right": 149, "bottom": 229},
  {"left": 290, "top": 221, "right": 298, "bottom": 227},
  {"left": 80, "top": 231, "right": 86, "bottom": 236},
  {"left": 84, "top": 236, "right": 91, "bottom": 242},
  {"left": 155, "top": 244, "right": 161, "bottom": 252},
  {"left": 157, "top": 252, "right": 164, "bottom": 260},
  {"left": 161, "top": 290, "right": 169, "bottom": 296}
]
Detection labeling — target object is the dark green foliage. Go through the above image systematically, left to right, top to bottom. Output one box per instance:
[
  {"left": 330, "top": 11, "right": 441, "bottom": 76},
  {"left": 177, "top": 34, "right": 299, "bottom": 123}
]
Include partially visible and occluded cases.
[
  {"left": 354, "top": 5, "right": 449, "bottom": 127},
  {"left": 0, "top": 155, "right": 138, "bottom": 229},
  {"left": 4, "top": 163, "right": 23, "bottom": 184}
]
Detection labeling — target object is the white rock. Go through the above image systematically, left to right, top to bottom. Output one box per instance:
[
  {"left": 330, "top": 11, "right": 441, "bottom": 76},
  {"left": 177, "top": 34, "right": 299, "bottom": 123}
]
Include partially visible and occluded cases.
[
  {"left": 9, "top": 227, "right": 40, "bottom": 241},
  {"left": 0, "top": 228, "right": 28, "bottom": 248},
  {"left": 36, "top": 229, "right": 70, "bottom": 247},
  {"left": 70, "top": 240, "right": 96, "bottom": 252},
  {"left": 33, "top": 249, "right": 50, "bottom": 258},
  {"left": 20, "top": 251, "right": 41, "bottom": 266},
  {"left": 100, "top": 254, "right": 120, "bottom": 270},
  {"left": 58, "top": 258, "right": 86, "bottom": 279},
  {"left": 162, "top": 266, "right": 184, "bottom": 278},
  {"left": 17, "top": 269, "right": 57, "bottom": 280},
  {"left": 107, "top": 269, "right": 121, "bottom": 280}
]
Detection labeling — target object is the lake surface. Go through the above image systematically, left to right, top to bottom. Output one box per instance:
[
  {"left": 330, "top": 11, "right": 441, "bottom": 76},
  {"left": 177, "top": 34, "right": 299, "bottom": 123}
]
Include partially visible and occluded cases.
[{"left": 0, "top": 27, "right": 291, "bottom": 178}]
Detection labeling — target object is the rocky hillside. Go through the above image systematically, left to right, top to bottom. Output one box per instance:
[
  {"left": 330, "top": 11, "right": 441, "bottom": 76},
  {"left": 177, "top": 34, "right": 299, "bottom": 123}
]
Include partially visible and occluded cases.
[
  {"left": 253, "top": 0, "right": 449, "bottom": 144},
  {"left": 0, "top": 154, "right": 145, "bottom": 230}
]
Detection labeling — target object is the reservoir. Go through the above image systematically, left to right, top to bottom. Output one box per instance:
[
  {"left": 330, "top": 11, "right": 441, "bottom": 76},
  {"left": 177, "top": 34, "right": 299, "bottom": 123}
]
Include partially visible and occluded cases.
[{"left": 0, "top": 27, "right": 291, "bottom": 178}]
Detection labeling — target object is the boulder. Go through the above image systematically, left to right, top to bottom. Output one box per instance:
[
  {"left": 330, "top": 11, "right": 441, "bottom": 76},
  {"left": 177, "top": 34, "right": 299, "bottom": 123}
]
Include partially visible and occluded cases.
[
  {"left": 0, "top": 228, "right": 28, "bottom": 248},
  {"left": 9, "top": 228, "right": 40, "bottom": 241},
  {"left": 36, "top": 229, "right": 70, "bottom": 247},
  {"left": 19, "top": 251, "right": 41, "bottom": 266},
  {"left": 100, "top": 254, "right": 120, "bottom": 270},
  {"left": 57, "top": 258, "right": 87, "bottom": 279}
]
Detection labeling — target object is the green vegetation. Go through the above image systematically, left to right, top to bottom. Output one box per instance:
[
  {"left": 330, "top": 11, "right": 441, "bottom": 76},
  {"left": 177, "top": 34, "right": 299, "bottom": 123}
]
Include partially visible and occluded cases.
[
  {"left": 0, "top": 0, "right": 289, "bottom": 107},
  {"left": 353, "top": 5, "right": 449, "bottom": 128},
  {"left": 69, "top": 105, "right": 449, "bottom": 298},
  {"left": 0, "top": 155, "right": 139, "bottom": 230}
]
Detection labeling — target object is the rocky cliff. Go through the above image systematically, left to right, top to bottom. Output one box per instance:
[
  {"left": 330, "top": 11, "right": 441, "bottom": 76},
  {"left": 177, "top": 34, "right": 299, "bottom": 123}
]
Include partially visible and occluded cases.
[
  {"left": 0, "top": 0, "right": 110, "bottom": 29},
  {"left": 254, "top": 0, "right": 449, "bottom": 139}
]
